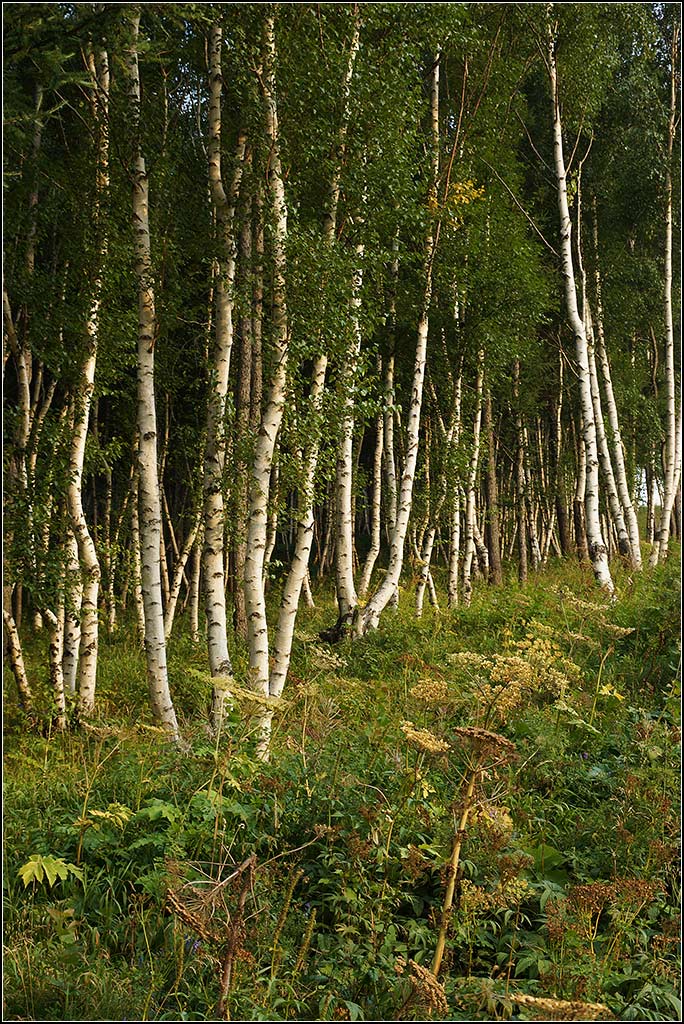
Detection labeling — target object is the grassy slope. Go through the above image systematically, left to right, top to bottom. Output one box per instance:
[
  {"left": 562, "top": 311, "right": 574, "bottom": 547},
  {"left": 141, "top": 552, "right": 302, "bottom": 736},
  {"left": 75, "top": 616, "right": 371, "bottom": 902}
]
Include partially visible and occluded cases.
[{"left": 2, "top": 554, "right": 681, "bottom": 1022}]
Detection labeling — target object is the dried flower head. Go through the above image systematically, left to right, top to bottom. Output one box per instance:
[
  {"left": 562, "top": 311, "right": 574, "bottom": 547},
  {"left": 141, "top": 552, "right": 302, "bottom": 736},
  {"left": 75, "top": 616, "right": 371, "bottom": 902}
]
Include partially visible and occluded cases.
[
  {"left": 447, "top": 651, "right": 492, "bottom": 670},
  {"left": 409, "top": 678, "right": 450, "bottom": 705},
  {"left": 401, "top": 721, "right": 450, "bottom": 755},
  {"left": 454, "top": 726, "right": 517, "bottom": 763},
  {"left": 408, "top": 959, "right": 449, "bottom": 1017},
  {"left": 510, "top": 993, "right": 614, "bottom": 1020}
]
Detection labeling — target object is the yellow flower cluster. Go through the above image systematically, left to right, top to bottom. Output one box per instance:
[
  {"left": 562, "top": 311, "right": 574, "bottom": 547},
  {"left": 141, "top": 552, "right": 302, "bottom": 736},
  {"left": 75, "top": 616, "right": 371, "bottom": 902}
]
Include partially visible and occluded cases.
[
  {"left": 601, "top": 622, "right": 635, "bottom": 638},
  {"left": 447, "top": 651, "right": 492, "bottom": 670},
  {"left": 409, "top": 678, "right": 450, "bottom": 705},
  {"left": 401, "top": 721, "right": 450, "bottom": 755},
  {"left": 460, "top": 876, "right": 529, "bottom": 915}
]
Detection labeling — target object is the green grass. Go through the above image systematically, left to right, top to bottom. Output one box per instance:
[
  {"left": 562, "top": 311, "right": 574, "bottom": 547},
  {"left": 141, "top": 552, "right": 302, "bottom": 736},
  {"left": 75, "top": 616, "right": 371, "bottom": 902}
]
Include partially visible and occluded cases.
[{"left": 3, "top": 553, "right": 681, "bottom": 1021}]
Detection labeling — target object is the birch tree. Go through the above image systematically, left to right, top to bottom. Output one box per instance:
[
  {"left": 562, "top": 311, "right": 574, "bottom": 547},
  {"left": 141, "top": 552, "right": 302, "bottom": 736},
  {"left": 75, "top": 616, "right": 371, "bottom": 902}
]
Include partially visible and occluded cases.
[
  {"left": 124, "top": 5, "right": 180, "bottom": 739},
  {"left": 546, "top": 8, "right": 614, "bottom": 595},
  {"left": 203, "top": 19, "right": 247, "bottom": 733},
  {"left": 355, "top": 48, "right": 442, "bottom": 636}
]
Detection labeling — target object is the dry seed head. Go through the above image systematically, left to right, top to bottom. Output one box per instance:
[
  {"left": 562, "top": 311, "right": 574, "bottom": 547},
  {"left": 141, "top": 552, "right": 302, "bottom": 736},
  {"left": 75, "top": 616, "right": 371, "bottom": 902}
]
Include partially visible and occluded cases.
[
  {"left": 601, "top": 622, "right": 635, "bottom": 638},
  {"left": 401, "top": 721, "right": 450, "bottom": 754},
  {"left": 454, "top": 726, "right": 516, "bottom": 763},
  {"left": 568, "top": 882, "right": 613, "bottom": 916},
  {"left": 166, "top": 888, "right": 220, "bottom": 945},
  {"left": 408, "top": 959, "right": 449, "bottom": 1017},
  {"left": 510, "top": 993, "right": 614, "bottom": 1020}
]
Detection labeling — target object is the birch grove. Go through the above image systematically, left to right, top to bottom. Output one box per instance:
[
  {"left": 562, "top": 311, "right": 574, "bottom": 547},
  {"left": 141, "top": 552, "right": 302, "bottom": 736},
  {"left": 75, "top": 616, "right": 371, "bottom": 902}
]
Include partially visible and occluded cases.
[{"left": 3, "top": 3, "right": 679, "bottom": 750}]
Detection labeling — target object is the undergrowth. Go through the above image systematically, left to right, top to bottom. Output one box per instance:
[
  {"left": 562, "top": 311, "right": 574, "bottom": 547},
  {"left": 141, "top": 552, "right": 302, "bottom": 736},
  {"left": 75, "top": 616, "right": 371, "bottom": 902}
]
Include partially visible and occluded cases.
[{"left": 3, "top": 554, "right": 681, "bottom": 1021}]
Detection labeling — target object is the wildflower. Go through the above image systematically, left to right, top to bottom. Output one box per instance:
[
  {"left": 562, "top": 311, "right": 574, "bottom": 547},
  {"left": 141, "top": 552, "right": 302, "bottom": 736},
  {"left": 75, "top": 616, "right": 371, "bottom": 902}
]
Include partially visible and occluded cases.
[
  {"left": 601, "top": 623, "right": 635, "bottom": 638},
  {"left": 447, "top": 651, "right": 492, "bottom": 670},
  {"left": 409, "top": 678, "right": 450, "bottom": 705},
  {"left": 401, "top": 721, "right": 450, "bottom": 755},
  {"left": 453, "top": 726, "right": 517, "bottom": 764},
  {"left": 408, "top": 958, "right": 449, "bottom": 1017},
  {"left": 510, "top": 993, "right": 614, "bottom": 1020}
]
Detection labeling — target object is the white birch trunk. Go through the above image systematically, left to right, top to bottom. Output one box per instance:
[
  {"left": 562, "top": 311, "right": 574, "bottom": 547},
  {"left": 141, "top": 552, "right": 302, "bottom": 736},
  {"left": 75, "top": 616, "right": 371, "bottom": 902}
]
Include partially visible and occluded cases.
[
  {"left": 125, "top": 7, "right": 179, "bottom": 738},
  {"left": 244, "top": 11, "right": 289, "bottom": 756},
  {"left": 547, "top": 15, "right": 613, "bottom": 594},
  {"left": 203, "top": 21, "right": 248, "bottom": 731},
  {"left": 650, "top": 22, "right": 680, "bottom": 566},
  {"left": 67, "top": 43, "right": 109, "bottom": 717},
  {"left": 355, "top": 49, "right": 441, "bottom": 635},
  {"left": 591, "top": 199, "right": 641, "bottom": 568},
  {"left": 334, "top": 242, "right": 364, "bottom": 628},
  {"left": 586, "top": 310, "right": 632, "bottom": 559},
  {"left": 462, "top": 354, "right": 484, "bottom": 605},
  {"left": 358, "top": 401, "right": 384, "bottom": 598},
  {"left": 62, "top": 528, "right": 82, "bottom": 695},
  {"left": 3, "top": 610, "right": 33, "bottom": 716}
]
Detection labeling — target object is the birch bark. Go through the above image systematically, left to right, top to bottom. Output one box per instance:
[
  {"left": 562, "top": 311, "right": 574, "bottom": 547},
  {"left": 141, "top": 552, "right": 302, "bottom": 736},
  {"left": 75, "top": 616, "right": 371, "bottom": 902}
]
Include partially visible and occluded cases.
[
  {"left": 125, "top": 7, "right": 180, "bottom": 738},
  {"left": 260, "top": 9, "right": 360, "bottom": 753},
  {"left": 243, "top": 10, "right": 289, "bottom": 754},
  {"left": 547, "top": 13, "right": 613, "bottom": 594},
  {"left": 203, "top": 20, "right": 248, "bottom": 732},
  {"left": 650, "top": 20, "right": 680, "bottom": 566},
  {"left": 67, "top": 42, "right": 109, "bottom": 717},
  {"left": 355, "top": 49, "right": 441, "bottom": 635},
  {"left": 462, "top": 353, "right": 484, "bottom": 605}
]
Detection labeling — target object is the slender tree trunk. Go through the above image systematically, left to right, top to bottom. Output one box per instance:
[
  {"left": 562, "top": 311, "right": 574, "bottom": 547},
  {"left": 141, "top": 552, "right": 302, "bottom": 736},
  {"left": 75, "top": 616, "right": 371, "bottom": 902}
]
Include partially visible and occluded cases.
[
  {"left": 125, "top": 7, "right": 179, "bottom": 738},
  {"left": 244, "top": 10, "right": 290, "bottom": 758},
  {"left": 547, "top": 15, "right": 613, "bottom": 594},
  {"left": 203, "top": 21, "right": 248, "bottom": 731},
  {"left": 650, "top": 21, "right": 680, "bottom": 566},
  {"left": 67, "top": 42, "right": 109, "bottom": 717},
  {"left": 356, "top": 49, "right": 441, "bottom": 635},
  {"left": 591, "top": 197, "right": 641, "bottom": 568},
  {"left": 233, "top": 198, "right": 253, "bottom": 640},
  {"left": 333, "top": 239, "right": 364, "bottom": 632},
  {"left": 462, "top": 353, "right": 484, "bottom": 605},
  {"left": 514, "top": 361, "right": 528, "bottom": 583},
  {"left": 483, "top": 387, "right": 503, "bottom": 584},
  {"left": 358, "top": 398, "right": 384, "bottom": 598},
  {"left": 164, "top": 513, "right": 200, "bottom": 641},
  {"left": 62, "top": 529, "right": 82, "bottom": 694},
  {"left": 3, "top": 610, "right": 33, "bottom": 717}
]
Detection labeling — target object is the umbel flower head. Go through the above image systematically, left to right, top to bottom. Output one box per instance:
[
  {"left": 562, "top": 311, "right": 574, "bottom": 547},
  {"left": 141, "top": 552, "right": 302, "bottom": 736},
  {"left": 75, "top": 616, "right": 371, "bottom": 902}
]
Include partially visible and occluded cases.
[
  {"left": 401, "top": 721, "right": 450, "bottom": 755},
  {"left": 453, "top": 726, "right": 517, "bottom": 764}
]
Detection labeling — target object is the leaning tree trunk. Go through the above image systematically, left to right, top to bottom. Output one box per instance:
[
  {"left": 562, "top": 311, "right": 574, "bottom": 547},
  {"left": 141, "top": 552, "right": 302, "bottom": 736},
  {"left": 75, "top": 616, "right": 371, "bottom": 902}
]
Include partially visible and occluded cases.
[
  {"left": 125, "top": 7, "right": 179, "bottom": 739},
  {"left": 260, "top": 8, "right": 360, "bottom": 751},
  {"left": 547, "top": 14, "right": 613, "bottom": 594},
  {"left": 67, "top": 42, "right": 109, "bottom": 718},
  {"left": 356, "top": 49, "right": 441, "bottom": 636},
  {"left": 591, "top": 197, "right": 641, "bottom": 568}
]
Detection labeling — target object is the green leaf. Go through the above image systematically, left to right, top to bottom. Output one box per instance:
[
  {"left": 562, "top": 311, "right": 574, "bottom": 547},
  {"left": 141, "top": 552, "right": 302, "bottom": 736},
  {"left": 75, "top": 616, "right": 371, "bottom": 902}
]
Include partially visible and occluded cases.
[{"left": 18, "top": 855, "right": 44, "bottom": 887}]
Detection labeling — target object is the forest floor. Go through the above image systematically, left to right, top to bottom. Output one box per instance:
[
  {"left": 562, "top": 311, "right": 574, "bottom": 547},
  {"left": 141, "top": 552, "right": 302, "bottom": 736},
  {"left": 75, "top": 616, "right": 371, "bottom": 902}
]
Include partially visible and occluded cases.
[{"left": 2, "top": 553, "right": 681, "bottom": 1022}]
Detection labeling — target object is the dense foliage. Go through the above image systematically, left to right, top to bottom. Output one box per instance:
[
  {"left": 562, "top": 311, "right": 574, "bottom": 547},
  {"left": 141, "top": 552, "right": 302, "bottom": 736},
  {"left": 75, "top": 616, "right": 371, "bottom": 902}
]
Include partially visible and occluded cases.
[
  {"left": 3, "top": 3, "right": 681, "bottom": 1020},
  {"left": 3, "top": 558, "right": 681, "bottom": 1021}
]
